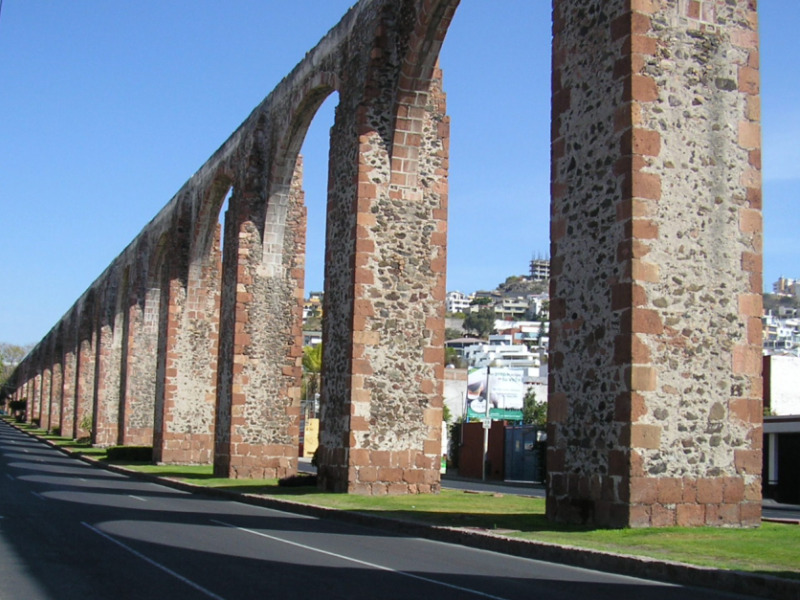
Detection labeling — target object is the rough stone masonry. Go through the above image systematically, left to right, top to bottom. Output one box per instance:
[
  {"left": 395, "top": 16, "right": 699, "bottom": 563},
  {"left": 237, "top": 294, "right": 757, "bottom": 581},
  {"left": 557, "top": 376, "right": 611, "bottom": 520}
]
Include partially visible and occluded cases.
[
  {"left": 7, "top": 0, "right": 761, "bottom": 528},
  {"left": 547, "top": 0, "right": 762, "bottom": 527}
]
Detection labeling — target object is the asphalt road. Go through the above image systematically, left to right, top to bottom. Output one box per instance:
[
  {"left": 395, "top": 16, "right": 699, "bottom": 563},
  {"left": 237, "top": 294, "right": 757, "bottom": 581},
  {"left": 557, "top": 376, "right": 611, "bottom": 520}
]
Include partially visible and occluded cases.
[{"left": 0, "top": 422, "right": 766, "bottom": 600}]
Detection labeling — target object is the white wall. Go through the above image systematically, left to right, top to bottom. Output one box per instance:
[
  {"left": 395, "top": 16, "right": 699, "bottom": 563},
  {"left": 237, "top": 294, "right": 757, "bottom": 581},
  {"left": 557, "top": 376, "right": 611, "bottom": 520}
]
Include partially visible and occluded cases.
[{"left": 770, "top": 355, "right": 800, "bottom": 415}]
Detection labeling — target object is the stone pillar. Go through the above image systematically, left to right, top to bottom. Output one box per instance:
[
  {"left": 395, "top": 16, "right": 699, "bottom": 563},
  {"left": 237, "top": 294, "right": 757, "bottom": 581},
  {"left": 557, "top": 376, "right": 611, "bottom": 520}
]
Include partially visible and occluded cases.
[
  {"left": 547, "top": 0, "right": 762, "bottom": 527},
  {"left": 316, "top": 26, "right": 450, "bottom": 494},
  {"left": 214, "top": 157, "right": 305, "bottom": 479},
  {"left": 155, "top": 204, "right": 220, "bottom": 465},
  {"left": 120, "top": 270, "right": 157, "bottom": 447},
  {"left": 93, "top": 282, "right": 122, "bottom": 446},
  {"left": 75, "top": 303, "right": 97, "bottom": 440},
  {"left": 61, "top": 342, "right": 77, "bottom": 439},
  {"left": 49, "top": 346, "right": 63, "bottom": 434},
  {"left": 40, "top": 358, "right": 52, "bottom": 431},
  {"left": 29, "top": 370, "right": 40, "bottom": 425}
]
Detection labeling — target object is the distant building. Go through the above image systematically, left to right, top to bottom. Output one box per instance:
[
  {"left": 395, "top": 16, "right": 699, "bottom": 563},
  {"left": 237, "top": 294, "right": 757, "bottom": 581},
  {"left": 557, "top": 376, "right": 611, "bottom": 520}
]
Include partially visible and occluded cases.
[
  {"left": 529, "top": 257, "right": 550, "bottom": 282},
  {"left": 773, "top": 277, "right": 797, "bottom": 296},
  {"left": 446, "top": 291, "right": 471, "bottom": 314},
  {"left": 303, "top": 292, "right": 323, "bottom": 322},
  {"left": 494, "top": 297, "right": 529, "bottom": 320},
  {"left": 763, "top": 313, "right": 800, "bottom": 356},
  {"left": 462, "top": 335, "right": 541, "bottom": 370}
]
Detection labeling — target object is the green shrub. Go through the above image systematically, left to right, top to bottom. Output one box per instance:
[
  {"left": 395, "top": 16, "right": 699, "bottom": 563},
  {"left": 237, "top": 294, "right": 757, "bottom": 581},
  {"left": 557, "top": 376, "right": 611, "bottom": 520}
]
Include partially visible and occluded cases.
[
  {"left": 106, "top": 446, "right": 153, "bottom": 462},
  {"left": 278, "top": 474, "right": 317, "bottom": 487}
]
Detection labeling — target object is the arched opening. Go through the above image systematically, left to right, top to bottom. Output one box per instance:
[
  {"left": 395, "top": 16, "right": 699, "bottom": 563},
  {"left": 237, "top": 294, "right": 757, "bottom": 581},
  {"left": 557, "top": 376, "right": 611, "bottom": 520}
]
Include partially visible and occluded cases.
[
  {"left": 315, "top": 1, "right": 553, "bottom": 493},
  {"left": 436, "top": 3, "right": 552, "bottom": 480},
  {"left": 297, "top": 91, "right": 338, "bottom": 460},
  {"left": 154, "top": 179, "right": 232, "bottom": 465}
]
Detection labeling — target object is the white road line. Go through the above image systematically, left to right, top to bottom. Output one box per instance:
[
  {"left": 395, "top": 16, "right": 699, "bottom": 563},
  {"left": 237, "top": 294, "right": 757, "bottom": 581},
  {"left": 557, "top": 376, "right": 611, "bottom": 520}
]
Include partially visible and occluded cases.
[
  {"left": 30, "top": 491, "right": 45, "bottom": 500},
  {"left": 129, "top": 495, "right": 147, "bottom": 502},
  {"left": 211, "top": 519, "right": 511, "bottom": 600},
  {"left": 81, "top": 522, "right": 227, "bottom": 600}
]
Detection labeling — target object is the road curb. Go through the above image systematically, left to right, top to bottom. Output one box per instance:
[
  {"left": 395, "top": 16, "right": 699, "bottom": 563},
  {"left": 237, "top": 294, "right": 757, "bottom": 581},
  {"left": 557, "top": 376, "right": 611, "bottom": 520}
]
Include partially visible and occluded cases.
[{"left": 13, "top": 424, "right": 799, "bottom": 600}]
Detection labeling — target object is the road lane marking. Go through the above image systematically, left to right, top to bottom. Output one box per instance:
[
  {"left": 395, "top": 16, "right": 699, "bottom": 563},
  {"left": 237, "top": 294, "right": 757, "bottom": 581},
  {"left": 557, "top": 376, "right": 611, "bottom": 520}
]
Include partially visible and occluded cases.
[
  {"left": 5, "top": 474, "right": 13, "bottom": 481},
  {"left": 31, "top": 491, "right": 45, "bottom": 500},
  {"left": 129, "top": 495, "right": 147, "bottom": 502},
  {"left": 211, "top": 519, "right": 511, "bottom": 600},
  {"left": 82, "top": 522, "right": 227, "bottom": 600}
]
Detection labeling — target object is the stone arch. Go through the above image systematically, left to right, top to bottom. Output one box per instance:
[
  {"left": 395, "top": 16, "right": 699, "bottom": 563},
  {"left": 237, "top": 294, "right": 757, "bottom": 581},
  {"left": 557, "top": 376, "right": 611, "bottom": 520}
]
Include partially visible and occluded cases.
[
  {"left": 316, "top": 0, "right": 457, "bottom": 493},
  {"left": 212, "top": 77, "right": 341, "bottom": 477},
  {"left": 191, "top": 170, "right": 235, "bottom": 267},
  {"left": 150, "top": 230, "right": 172, "bottom": 460},
  {"left": 117, "top": 236, "right": 158, "bottom": 446},
  {"left": 92, "top": 269, "right": 126, "bottom": 446}
]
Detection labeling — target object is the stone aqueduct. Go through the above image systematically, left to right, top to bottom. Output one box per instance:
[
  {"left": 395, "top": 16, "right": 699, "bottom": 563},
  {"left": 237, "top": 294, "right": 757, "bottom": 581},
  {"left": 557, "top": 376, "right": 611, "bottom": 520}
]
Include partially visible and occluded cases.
[{"left": 7, "top": 0, "right": 762, "bottom": 528}]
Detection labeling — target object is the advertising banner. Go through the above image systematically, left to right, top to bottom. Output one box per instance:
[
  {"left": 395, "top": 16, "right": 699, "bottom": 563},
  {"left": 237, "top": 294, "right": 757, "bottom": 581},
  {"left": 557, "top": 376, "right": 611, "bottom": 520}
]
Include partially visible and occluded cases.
[{"left": 466, "top": 366, "right": 524, "bottom": 421}]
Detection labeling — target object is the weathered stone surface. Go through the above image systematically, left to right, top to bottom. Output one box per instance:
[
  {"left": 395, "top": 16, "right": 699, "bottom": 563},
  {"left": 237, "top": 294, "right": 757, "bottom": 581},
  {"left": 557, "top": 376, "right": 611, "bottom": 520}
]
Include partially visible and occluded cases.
[{"left": 547, "top": 0, "right": 761, "bottom": 527}]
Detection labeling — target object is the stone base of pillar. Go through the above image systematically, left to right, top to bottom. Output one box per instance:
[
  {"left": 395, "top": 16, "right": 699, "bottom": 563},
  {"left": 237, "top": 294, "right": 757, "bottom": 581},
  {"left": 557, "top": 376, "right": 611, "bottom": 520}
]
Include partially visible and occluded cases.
[
  {"left": 122, "top": 427, "right": 154, "bottom": 447},
  {"left": 157, "top": 433, "right": 214, "bottom": 464},
  {"left": 215, "top": 444, "right": 298, "bottom": 479},
  {"left": 318, "top": 448, "right": 441, "bottom": 495},
  {"left": 547, "top": 474, "right": 762, "bottom": 528}
]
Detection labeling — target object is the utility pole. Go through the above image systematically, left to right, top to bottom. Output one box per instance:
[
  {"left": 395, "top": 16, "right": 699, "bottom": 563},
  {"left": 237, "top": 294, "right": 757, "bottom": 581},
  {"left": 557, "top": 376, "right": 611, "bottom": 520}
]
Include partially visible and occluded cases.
[{"left": 481, "top": 366, "right": 491, "bottom": 481}]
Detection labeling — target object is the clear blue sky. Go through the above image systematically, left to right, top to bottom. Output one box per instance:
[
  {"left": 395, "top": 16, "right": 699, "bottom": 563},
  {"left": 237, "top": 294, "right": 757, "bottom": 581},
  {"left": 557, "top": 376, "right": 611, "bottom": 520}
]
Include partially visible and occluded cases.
[{"left": 0, "top": 1, "right": 797, "bottom": 345}]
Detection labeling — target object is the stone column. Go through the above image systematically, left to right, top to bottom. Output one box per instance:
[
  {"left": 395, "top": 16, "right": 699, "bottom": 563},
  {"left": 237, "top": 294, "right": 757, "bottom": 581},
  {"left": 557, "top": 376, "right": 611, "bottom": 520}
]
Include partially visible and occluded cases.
[
  {"left": 547, "top": 0, "right": 762, "bottom": 527},
  {"left": 316, "top": 26, "right": 450, "bottom": 493},
  {"left": 214, "top": 156, "right": 306, "bottom": 479},
  {"left": 154, "top": 204, "right": 220, "bottom": 465},
  {"left": 120, "top": 268, "right": 158, "bottom": 447},
  {"left": 93, "top": 281, "right": 122, "bottom": 446},
  {"left": 75, "top": 302, "right": 97, "bottom": 440},
  {"left": 61, "top": 344, "right": 77, "bottom": 439},
  {"left": 49, "top": 346, "right": 63, "bottom": 434},
  {"left": 40, "top": 354, "right": 52, "bottom": 431},
  {"left": 29, "top": 369, "right": 41, "bottom": 425}
]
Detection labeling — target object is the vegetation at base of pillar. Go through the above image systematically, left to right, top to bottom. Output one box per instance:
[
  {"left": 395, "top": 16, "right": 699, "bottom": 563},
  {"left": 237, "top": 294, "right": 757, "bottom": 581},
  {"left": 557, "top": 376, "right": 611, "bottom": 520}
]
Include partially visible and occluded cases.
[
  {"left": 462, "top": 307, "right": 496, "bottom": 338},
  {"left": 522, "top": 388, "right": 546, "bottom": 427}
]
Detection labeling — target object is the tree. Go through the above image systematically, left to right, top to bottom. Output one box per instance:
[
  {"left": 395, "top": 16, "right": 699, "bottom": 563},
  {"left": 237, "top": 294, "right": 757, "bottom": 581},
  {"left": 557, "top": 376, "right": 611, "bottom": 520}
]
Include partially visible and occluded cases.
[
  {"left": 470, "top": 297, "right": 492, "bottom": 306},
  {"left": 463, "top": 307, "right": 496, "bottom": 338},
  {"left": 445, "top": 327, "right": 463, "bottom": 340},
  {"left": 0, "top": 342, "right": 33, "bottom": 385},
  {"left": 0, "top": 342, "right": 32, "bottom": 366},
  {"left": 302, "top": 344, "right": 323, "bottom": 416},
  {"left": 445, "top": 347, "right": 466, "bottom": 369},
  {"left": 522, "top": 388, "right": 547, "bottom": 427}
]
